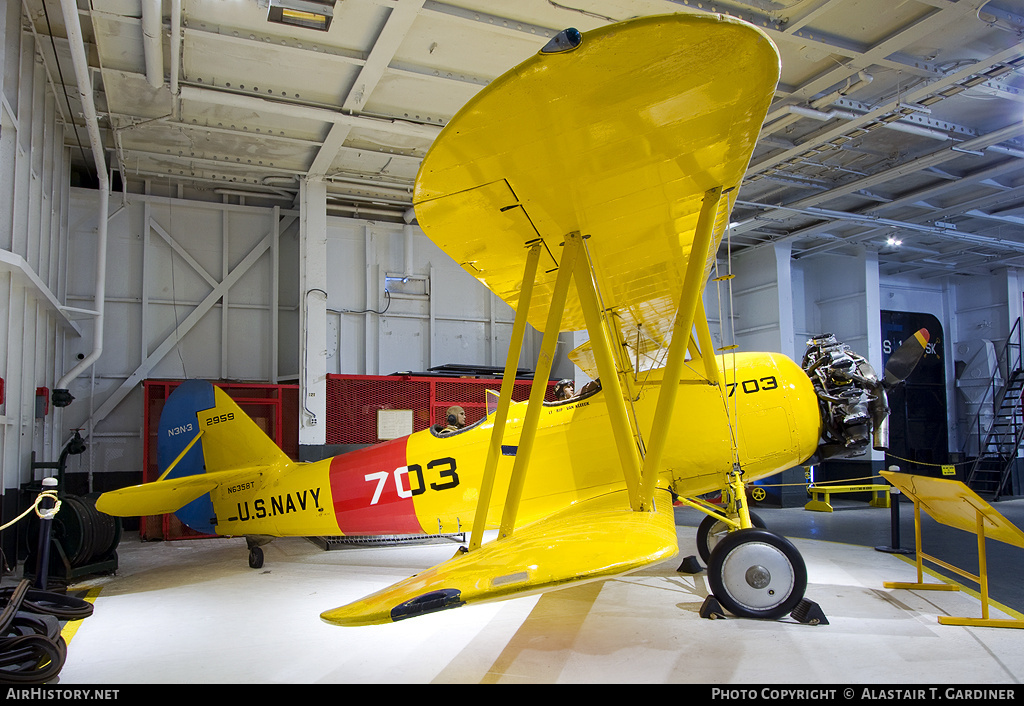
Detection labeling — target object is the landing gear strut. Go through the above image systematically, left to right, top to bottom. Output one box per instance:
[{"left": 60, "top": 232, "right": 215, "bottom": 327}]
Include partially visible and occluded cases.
[
  {"left": 684, "top": 467, "right": 810, "bottom": 620},
  {"left": 696, "top": 510, "right": 765, "bottom": 564},
  {"left": 246, "top": 536, "right": 272, "bottom": 569}
]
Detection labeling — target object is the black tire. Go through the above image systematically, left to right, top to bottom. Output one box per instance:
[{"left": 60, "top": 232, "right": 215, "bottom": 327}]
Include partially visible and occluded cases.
[
  {"left": 84, "top": 492, "right": 122, "bottom": 561},
  {"left": 57, "top": 496, "right": 95, "bottom": 567},
  {"left": 695, "top": 511, "right": 766, "bottom": 564},
  {"left": 706, "top": 528, "right": 807, "bottom": 620},
  {"left": 248, "top": 546, "right": 264, "bottom": 569}
]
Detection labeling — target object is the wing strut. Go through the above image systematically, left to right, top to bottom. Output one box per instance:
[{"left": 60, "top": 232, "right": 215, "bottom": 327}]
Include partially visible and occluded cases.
[
  {"left": 638, "top": 186, "right": 724, "bottom": 511},
  {"left": 572, "top": 232, "right": 643, "bottom": 510},
  {"left": 498, "top": 233, "right": 584, "bottom": 539},
  {"left": 468, "top": 241, "right": 543, "bottom": 552},
  {"left": 694, "top": 297, "right": 724, "bottom": 387}
]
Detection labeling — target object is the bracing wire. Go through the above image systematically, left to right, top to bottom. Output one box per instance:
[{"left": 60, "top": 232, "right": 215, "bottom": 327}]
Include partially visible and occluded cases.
[
  {"left": 40, "top": 0, "right": 92, "bottom": 181},
  {"left": 166, "top": 183, "right": 189, "bottom": 379},
  {"left": 712, "top": 192, "right": 743, "bottom": 468},
  {"left": 581, "top": 238, "right": 647, "bottom": 456}
]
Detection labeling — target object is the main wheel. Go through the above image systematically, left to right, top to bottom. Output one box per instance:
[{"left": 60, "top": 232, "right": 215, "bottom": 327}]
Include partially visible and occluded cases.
[
  {"left": 695, "top": 511, "right": 765, "bottom": 564},
  {"left": 706, "top": 528, "right": 806, "bottom": 620},
  {"left": 248, "top": 546, "right": 264, "bottom": 569}
]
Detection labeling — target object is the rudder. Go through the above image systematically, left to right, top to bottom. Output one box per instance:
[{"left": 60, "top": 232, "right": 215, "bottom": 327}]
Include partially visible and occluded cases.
[
  {"left": 153, "top": 380, "right": 292, "bottom": 534},
  {"left": 155, "top": 380, "right": 216, "bottom": 533}
]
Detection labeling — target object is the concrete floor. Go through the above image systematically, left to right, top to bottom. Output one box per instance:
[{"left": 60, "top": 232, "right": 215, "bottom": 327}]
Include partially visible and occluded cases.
[{"left": 53, "top": 499, "right": 1024, "bottom": 684}]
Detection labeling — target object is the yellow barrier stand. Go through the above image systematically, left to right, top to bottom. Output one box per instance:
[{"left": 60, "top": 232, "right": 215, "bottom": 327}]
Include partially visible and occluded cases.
[
  {"left": 880, "top": 471, "right": 1024, "bottom": 629},
  {"left": 805, "top": 483, "right": 891, "bottom": 512}
]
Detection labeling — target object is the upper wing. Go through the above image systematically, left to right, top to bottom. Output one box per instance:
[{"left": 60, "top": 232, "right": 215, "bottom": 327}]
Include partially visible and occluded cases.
[
  {"left": 413, "top": 13, "right": 779, "bottom": 353},
  {"left": 320, "top": 490, "right": 677, "bottom": 626}
]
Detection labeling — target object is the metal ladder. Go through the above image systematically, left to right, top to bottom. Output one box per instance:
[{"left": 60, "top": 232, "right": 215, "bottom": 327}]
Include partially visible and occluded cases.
[{"left": 963, "top": 318, "right": 1023, "bottom": 500}]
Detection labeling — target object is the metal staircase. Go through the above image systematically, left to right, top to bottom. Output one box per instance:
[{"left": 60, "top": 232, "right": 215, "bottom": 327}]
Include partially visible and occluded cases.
[{"left": 963, "top": 319, "right": 1023, "bottom": 500}]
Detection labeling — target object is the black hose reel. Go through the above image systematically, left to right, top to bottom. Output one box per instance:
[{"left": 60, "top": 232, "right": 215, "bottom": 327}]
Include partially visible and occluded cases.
[
  {"left": 2, "top": 431, "right": 102, "bottom": 683},
  {"left": 23, "top": 432, "right": 121, "bottom": 588}
]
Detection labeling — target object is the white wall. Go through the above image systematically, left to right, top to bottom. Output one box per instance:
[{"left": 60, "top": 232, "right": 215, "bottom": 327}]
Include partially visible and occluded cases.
[
  {"left": 0, "top": 1, "right": 76, "bottom": 520},
  {"left": 55, "top": 192, "right": 292, "bottom": 486},
  {"left": 47, "top": 193, "right": 571, "bottom": 487},
  {"left": 322, "top": 218, "right": 573, "bottom": 377},
  {"left": 725, "top": 242, "right": 798, "bottom": 360},
  {"left": 799, "top": 252, "right": 875, "bottom": 358}
]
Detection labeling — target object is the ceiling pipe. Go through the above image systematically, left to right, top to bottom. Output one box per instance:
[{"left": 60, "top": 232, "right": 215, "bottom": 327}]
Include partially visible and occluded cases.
[
  {"left": 54, "top": 0, "right": 110, "bottom": 407},
  {"left": 141, "top": 0, "right": 164, "bottom": 89},
  {"left": 170, "top": 0, "right": 181, "bottom": 97},
  {"left": 978, "top": 1, "right": 1024, "bottom": 32},
  {"left": 809, "top": 72, "right": 874, "bottom": 110},
  {"left": 178, "top": 85, "right": 441, "bottom": 141},
  {"left": 786, "top": 104, "right": 955, "bottom": 141},
  {"left": 324, "top": 175, "right": 414, "bottom": 194},
  {"left": 326, "top": 204, "right": 406, "bottom": 218}
]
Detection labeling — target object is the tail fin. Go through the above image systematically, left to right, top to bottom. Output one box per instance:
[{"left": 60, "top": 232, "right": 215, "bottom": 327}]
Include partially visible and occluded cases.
[
  {"left": 97, "top": 380, "right": 292, "bottom": 533},
  {"left": 183, "top": 382, "right": 292, "bottom": 475}
]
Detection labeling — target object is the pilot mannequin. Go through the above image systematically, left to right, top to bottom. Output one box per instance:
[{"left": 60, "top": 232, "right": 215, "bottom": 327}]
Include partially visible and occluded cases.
[
  {"left": 554, "top": 379, "right": 575, "bottom": 400},
  {"left": 441, "top": 405, "right": 466, "bottom": 433}
]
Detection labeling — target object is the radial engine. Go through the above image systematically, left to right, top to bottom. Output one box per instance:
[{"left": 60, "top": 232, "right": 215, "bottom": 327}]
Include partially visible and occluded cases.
[{"left": 801, "top": 333, "right": 889, "bottom": 461}]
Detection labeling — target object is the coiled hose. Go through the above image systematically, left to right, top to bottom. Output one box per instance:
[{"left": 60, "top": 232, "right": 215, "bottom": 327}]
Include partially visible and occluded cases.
[{"left": 0, "top": 579, "right": 94, "bottom": 683}]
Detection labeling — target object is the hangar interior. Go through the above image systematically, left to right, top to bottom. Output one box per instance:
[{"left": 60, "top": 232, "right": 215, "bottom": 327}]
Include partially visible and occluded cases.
[{"left": 1, "top": 0, "right": 1023, "bottom": 684}]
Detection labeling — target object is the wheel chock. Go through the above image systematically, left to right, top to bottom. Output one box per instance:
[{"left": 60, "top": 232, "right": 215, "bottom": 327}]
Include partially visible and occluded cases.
[
  {"left": 677, "top": 555, "right": 703, "bottom": 574},
  {"left": 699, "top": 595, "right": 726, "bottom": 620},
  {"left": 790, "top": 599, "right": 829, "bottom": 625}
]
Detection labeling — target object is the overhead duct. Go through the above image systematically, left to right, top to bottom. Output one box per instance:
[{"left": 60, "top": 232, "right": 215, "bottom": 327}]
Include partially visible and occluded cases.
[
  {"left": 54, "top": 0, "right": 110, "bottom": 407},
  {"left": 141, "top": 0, "right": 164, "bottom": 89}
]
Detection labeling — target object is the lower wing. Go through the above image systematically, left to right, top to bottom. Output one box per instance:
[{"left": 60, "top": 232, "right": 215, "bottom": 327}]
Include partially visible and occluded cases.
[{"left": 320, "top": 489, "right": 678, "bottom": 626}]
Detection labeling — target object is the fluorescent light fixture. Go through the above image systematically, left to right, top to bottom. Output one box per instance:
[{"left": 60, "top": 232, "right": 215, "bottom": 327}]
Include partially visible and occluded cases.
[{"left": 267, "top": 0, "right": 336, "bottom": 32}]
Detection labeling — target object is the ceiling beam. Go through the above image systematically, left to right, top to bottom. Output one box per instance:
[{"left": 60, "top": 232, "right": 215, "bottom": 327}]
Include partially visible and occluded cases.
[{"left": 309, "top": 0, "right": 427, "bottom": 179}]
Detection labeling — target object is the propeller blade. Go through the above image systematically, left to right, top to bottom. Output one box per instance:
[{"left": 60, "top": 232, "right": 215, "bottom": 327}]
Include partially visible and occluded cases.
[{"left": 883, "top": 328, "right": 929, "bottom": 387}]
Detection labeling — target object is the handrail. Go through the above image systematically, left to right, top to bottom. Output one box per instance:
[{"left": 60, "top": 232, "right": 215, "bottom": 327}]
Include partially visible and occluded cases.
[
  {"left": 960, "top": 317, "right": 1022, "bottom": 458},
  {"left": 961, "top": 318, "right": 1023, "bottom": 497}
]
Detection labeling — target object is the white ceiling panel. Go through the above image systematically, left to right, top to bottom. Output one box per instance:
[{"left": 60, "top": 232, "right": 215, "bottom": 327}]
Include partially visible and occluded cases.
[{"left": 25, "top": 0, "right": 1024, "bottom": 278}]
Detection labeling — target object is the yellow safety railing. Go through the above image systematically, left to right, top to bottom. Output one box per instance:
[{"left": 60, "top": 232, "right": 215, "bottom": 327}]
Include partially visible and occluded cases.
[{"left": 804, "top": 482, "right": 890, "bottom": 512}]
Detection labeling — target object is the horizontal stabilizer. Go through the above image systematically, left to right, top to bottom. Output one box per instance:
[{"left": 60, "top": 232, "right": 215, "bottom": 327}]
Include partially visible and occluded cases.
[
  {"left": 95, "top": 468, "right": 263, "bottom": 517},
  {"left": 320, "top": 490, "right": 678, "bottom": 627}
]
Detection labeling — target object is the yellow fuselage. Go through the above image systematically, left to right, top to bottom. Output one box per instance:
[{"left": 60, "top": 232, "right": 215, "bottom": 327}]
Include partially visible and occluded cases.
[{"left": 210, "top": 351, "right": 820, "bottom": 540}]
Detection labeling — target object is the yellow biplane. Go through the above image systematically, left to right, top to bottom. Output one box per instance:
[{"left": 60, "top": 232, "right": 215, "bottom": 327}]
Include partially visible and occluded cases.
[{"left": 97, "top": 13, "right": 928, "bottom": 624}]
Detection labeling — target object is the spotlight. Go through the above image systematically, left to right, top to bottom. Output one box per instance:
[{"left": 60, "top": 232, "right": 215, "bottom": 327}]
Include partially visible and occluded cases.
[{"left": 267, "top": 0, "right": 336, "bottom": 32}]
